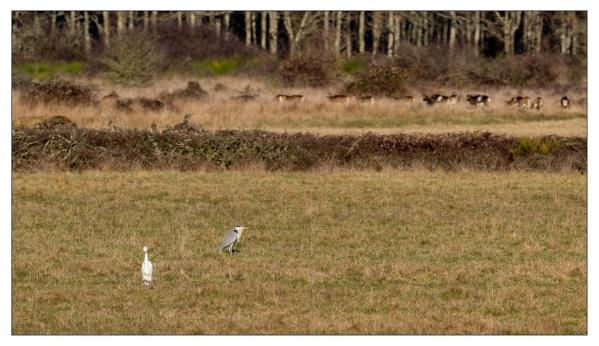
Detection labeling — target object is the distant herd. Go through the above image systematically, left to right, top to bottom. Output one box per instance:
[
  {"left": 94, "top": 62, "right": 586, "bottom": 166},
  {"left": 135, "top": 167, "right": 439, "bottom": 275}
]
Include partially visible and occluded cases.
[{"left": 271, "top": 93, "right": 583, "bottom": 110}]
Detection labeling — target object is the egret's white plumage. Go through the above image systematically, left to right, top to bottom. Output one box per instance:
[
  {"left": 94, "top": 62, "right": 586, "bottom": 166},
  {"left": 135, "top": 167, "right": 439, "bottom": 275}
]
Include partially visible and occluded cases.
[
  {"left": 219, "top": 225, "right": 245, "bottom": 253},
  {"left": 141, "top": 246, "right": 153, "bottom": 287}
]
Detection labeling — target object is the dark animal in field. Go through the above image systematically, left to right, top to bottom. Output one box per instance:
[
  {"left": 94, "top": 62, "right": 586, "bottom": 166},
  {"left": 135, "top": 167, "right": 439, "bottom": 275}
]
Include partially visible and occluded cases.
[
  {"left": 159, "top": 81, "right": 209, "bottom": 104},
  {"left": 275, "top": 94, "right": 305, "bottom": 103},
  {"left": 328, "top": 94, "right": 354, "bottom": 104},
  {"left": 423, "top": 94, "right": 450, "bottom": 105},
  {"left": 466, "top": 94, "right": 491, "bottom": 107},
  {"left": 422, "top": 95, "right": 437, "bottom": 105},
  {"left": 507, "top": 96, "right": 531, "bottom": 109},
  {"left": 560, "top": 96, "right": 570, "bottom": 109},
  {"left": 530, "top": 97, "right": 543, "bottom": 111},
  {"left": 116, "top": 98, "right": 134, "bottom": 112},
  {"left": 35, "top": 115, "right": 77, "bottom": 130}
]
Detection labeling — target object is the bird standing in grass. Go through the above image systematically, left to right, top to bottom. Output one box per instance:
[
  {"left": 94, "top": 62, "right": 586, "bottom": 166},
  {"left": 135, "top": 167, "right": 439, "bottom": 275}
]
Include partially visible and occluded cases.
[
  {"left": 219, "top": 225, "right": 246, "bottom": 254},
  {"left": 141, "top": 246, "right": 153, "bottom": 287}
]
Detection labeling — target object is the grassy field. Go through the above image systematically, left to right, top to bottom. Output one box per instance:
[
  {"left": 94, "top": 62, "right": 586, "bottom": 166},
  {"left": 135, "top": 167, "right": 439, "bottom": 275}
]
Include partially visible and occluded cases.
[
  {"left": 12, "top": 77, "right": 587, "bottom": 137},
  {"left": 12, "top": 170, "right": 586, "bottom": 334}
]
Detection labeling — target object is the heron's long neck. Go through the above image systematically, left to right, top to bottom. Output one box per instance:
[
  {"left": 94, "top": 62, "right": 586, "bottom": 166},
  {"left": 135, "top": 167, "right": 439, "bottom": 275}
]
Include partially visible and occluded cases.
[{"left": 144, "top": 252, "right": 149, "bottom": 261}]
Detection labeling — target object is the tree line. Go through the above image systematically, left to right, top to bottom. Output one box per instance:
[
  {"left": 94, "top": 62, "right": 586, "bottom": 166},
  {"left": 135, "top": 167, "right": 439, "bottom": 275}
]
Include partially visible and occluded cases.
[{"left": 12, "top": 11, "right": 586, "bottom": 61}]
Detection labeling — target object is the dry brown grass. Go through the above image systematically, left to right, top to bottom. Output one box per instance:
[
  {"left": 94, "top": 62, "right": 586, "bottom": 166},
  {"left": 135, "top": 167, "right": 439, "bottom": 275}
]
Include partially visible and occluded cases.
[
  {"left": 12, "top": 77, "right": 587, "bottom": 137},
  {"left": 12, "top": 170, "right": 586, "bottom": 334}
]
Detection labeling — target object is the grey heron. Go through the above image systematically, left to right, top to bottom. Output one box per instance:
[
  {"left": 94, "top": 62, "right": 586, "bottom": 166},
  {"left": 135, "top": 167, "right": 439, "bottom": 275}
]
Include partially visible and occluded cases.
[
  {"left": 219, "top": 225, "right": 246, "bottom": 254},
  {"left": 141, "top": 246, "right": 153, "bottom": 287}
]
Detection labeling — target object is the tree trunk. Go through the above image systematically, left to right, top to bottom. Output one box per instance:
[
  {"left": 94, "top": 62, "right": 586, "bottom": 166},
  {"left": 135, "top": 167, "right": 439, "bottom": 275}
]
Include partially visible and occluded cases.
[
  {"left": 50, "top": 11, "right": 56, "bottom": 36},
  {"left": 69, "top": 11, "right": 76, "bottom": 36},
  {"left": 83, "top": 11, "right": 91, "bottom": 55},
  {"left": 103, "top": 11, "right": 110, "bottom": 47},
  {"left": 117, "top": 11, "right": 125, "bottom": 36},
  {"left": 128, "top": 11, "right": 134, "bottom": 32},
  {"left": 143, "top": 11, "right": 149, "bottom": 31},
  {"left": 151, "top": 11, "right": 157, "bottom": 32},
  {"left": 177, "top": 11, "right": 182, "bottom": 31},
  {"left": 245, "top": 11, "right": 251, "bottom": 46},
  {"left": 269, "top": 11, "right": 278, "bottom": 55},
  {"left": 323, "top": 11, "right": 329, "bottom": 50},
  {"left": 335, "top": 11, "right": 342, "bottom": 58},
  {"left": 358, "top": 11, "right": 365, "bottom": 54},
  {"left": 372, "top": 11, "right": 380, "bottom": 54},
  {"left": 448, "top": 11, "right": 457, "bottom": 56},
  {"left": 473, "top": 11, "right": 480, "bottom": 56},
  {"left": 189, "top": 12, "right": 196, "bottom": 29},
  {"left": 224, "top": 12, "right": 230, "bottom": 32},
  {"left": 251, "top": 12, "right": 257, "bottom": 45},
  {"left": 260, "top": 12, "right": 267, "bottom": 49},
  {"left": 345, "top": 12, "right": 352, "bottom": 58},
  {"left": 387, "top": 12, "right": 394, "bottom": 57},
  {"left": 394, "top": 12, "right": 401, "bottom": 55},
  {"left": 422, "top": 12, "right": 428, "bottom": 46},
  {"left": 534, "top": 12, "right": 543, "bottom": 53},
  {"left": 571, "top": 12, "right": 578, "bottom": 55},
  {"left": 415, "top": 14, "right": 422, "bottom": 46},
  {"left": 215, "top": 16, "right": 222, "bottom": 39}
]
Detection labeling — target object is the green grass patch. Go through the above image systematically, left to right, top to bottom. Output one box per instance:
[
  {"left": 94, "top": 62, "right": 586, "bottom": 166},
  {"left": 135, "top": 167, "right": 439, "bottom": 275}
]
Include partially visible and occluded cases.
[
  {"left": 191, "top": 56, "right": 246, "bottom": 77},
  {"left": 341, "top": 57, "right": 366, "bottom": 74},
  {"left": 14, "top": 61, "right": 85, "bottom": 80}
]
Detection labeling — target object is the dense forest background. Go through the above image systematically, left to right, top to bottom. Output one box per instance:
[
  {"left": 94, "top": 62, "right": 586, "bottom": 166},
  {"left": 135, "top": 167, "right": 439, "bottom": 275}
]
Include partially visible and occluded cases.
[{"left": 11, "top": 11, "right": 587, "bottom": 89}]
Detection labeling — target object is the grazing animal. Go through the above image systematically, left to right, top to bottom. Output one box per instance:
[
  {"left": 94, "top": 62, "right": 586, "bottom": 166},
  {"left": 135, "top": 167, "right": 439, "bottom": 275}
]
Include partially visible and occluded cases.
[
  {"left": 101, "top": 90, "right": 120, "bottom": 101},
  {"left": 275, "top": 94, "right": 305, "bottom": 103},
  {"left": 328, "top": 94, "right": 354, "bottom": 104},
  {"left": 447, "top": 94, "right": 459, "bottom": 105},
  {"left": 466, "top": 94, "right": 491, "bottom": 107},
  {"left": 422, "top": 95, "right": 437, "bottom": 105},
  {"left": 507, "top": 96, "right": 531, "bottom": 109},
  {"left": 561, "top": 96, "right": 570, "bottom": 109},
  {"left": 530, "top": 97, "right": 543, "bottom": 111},
  {"left": 35, "top": 115, "right": 77, "bottom": 129},
  {"left": 219, "top": 225, "right": 246, "bottom": 254},
  {"left": 141, "top": 246, "right": 153, "bottom": 287}
]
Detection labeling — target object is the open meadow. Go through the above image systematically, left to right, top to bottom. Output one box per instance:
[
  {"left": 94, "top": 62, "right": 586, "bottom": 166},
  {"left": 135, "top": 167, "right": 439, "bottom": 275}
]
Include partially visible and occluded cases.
[
  {"left": 11, "top": 77, "right": 587, "bottom": 137},
  {"left": 12, "top": 170, "right": 586, "bottom": 334}
]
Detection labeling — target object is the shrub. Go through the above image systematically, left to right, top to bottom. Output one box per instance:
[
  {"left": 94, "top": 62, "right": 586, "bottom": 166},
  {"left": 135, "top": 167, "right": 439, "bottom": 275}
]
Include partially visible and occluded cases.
[
  {"left": 100, "top": 31, "right": 166, "bottom": 86},
  {"left": 278, "top": 53, "right": 337, "bottom": 87},
  {"left": 191, "top": 56, "right": 246, "bottom": 77},
  {"left": 342, "top": 58, "right": 366, "bottom": 74},
  {"left": 343, "top": 63, "right": 408, "bottom": 97},
  {"left": 13, "top": 77, "right": 96, "bottom": 105},
  {"left": 511, "top": 136, "right": 562, "bottom": 156}
]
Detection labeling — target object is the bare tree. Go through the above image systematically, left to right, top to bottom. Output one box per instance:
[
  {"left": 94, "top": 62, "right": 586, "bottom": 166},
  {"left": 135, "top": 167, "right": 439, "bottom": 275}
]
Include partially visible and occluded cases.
[
  {"left": 69, "top": 11, "right": 76, "bottom": 36},
  {"left": 83, "top": 11, "right": 91, "bottom": 55},
  {"left": 103, "top": 11, "right": 110, "bottom": 47},
  {"left": 116, "top": 11, "right": 125, "bottom": 36},
  {"left": 128, "top": 11, "right": 135, "bottom": 31},
  {"left": 143, "top": 11, "right": 149, "bottom": 31},
  {"left": 151, "top": 11, "right": 157, "bottom": 32},
  {"left": 177, "top": 11, "right": 182, "bottom": 30},
  {"left": 245, "top": 11, "right": 251, "bottom": 46},
  {"left": 261, "top": 11, "right": 267, "bottom": 49},
  {"left": 269, "top": 11, "right": 278, "bottom": 55},
  {"left": 283, "top": 11, "right": 320, "bottom": 57},
  {"left": 323, "top": 11, "right": 329, "bottom": 50},
  {"left": 335, "top": 11, "right": 342, "bottom": 57},
  {"left": 345, "top": 11, "right": 352, "bottom": 58},
  {"left": 358, "top": 11, "right": 365, "bottom": 54},
  {"left": 372, "top": 11, "right": 381, "bottom": 54},
  {"left": 448, "top": 11, "right": 457, "bottom": 56},
  {"left": 473, "top": 11, "right": 480, "bottom": 56},
  {"left": 494, "top": 11, "right": 522, "bottom": 55},
  {"left": 251, "top": 12, "right": 257, "bottom": 45},
  {"left": 387, "top": 12, "right": 394, "bottom": 57},
  {"left": 393, "top": 12, "right": 401, "bottom": 55}
]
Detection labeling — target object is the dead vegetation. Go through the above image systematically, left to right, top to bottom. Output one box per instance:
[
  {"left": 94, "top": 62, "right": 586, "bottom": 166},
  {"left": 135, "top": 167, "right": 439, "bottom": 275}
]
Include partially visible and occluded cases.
[{"left": 12, "top": 126, "right": 586, "bottom": 172}]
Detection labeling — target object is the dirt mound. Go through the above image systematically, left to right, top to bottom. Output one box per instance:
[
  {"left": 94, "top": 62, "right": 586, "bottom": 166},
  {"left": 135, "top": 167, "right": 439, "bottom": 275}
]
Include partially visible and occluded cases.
[
  {"left": 14, "top": 78, "right": 96, "bottom": 105},
  {"left": 159, "top": 81, "right": 208, "bottom": 103},
  {"left": 34, "top": 116, "right": 77, "bottom": 130},
  {"left": 12, "top": 128, "right": 586, "bottom": 172}
]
